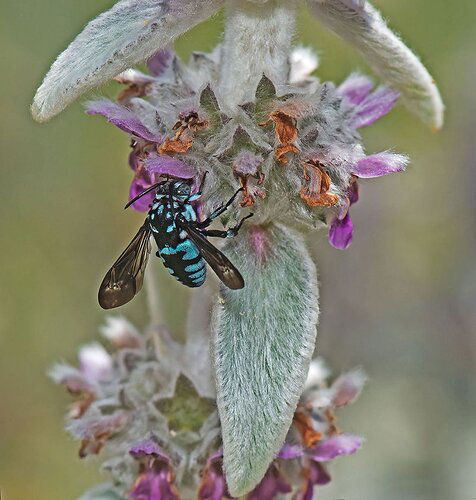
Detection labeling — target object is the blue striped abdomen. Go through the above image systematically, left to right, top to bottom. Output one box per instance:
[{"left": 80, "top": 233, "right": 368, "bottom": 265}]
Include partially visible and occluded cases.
[
  {"left": 147, "top": 199, "right": 206, "bottom": 287},
  {"left": 159, "top": 239, "right": 207, "bottom": 287}
]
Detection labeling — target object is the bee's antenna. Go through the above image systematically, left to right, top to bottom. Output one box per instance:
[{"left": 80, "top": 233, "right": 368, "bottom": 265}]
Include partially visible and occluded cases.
[{"left": 124, "top": 180, "right": 168, "bottom": 209}]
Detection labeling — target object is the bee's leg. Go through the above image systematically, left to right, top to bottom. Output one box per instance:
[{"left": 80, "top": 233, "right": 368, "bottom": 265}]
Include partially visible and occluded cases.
[
  {"left": 188, "top": 171, "right": 209, "bottom": 202},
  {"left": 198, "top": 171, "right": 208, "bottom": 192},
  {"left": 198, "top": 188, "right": 244, "bottom": 228},
  {"left": 201, "top": 214, "right": 253, "bottom": 238}
]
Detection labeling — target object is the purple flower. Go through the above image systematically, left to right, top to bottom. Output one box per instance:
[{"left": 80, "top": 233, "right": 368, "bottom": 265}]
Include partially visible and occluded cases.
[
  {"left": 147, "top": 49, "right": 174, "bottom": 77},
  {"left": 338, "top": 73, "right": 374, "bottom": 106},
  {"left": 338, "top": 74, "right": 400, "bottom": 129},
  {"left": 351, "top": 86, "right": 400, "bottom": 129},
  {"left": 86, "top": 99, "right": 162, "bottom": 142},
  {"left": 328, "top": 150, "right": 407, "bottom": 249},
  {"left": 128, "top": 151, "right": 197, "bottom": 211},
  {"left": 233, "top": 151, "right": 265, "bottom": 207},
  {"left": 352, "top": 152, "right": 408, "bottom": 178},
  {"left": 145, "top": 153, "right": 196, "bottom": 179},
  {"left": 129, "top": 174, "right": 156, "bottom": 212},
  {"left": 328, "top": 180, "right": 358, "bottom": 250},
  {"left": 329, "top": 213, "right": 354, "bottom": 250},
  {"left": 99, "top": 316, "right": 143, "bottom": 350},
  {"left": 78, "top": 342, "right": 113, "bottom": 382},
  {"left": 49, "top": 363, "right": 97, "bottom": 418},
  {"left": 272, "top": 363, "right": 366, "bottom": 498},
  {"left": 50, "top": 364, "right": 95, "bottom": 396},
  {"left": 328, "top": 369, "right": 367, "bottom": 408},
  {"left": 74, "top": 412, "right": 129, "bottom": 458},
  {"left": 308, "top": 434, "right": 363, "bottom": 462},
  {"left": 278, "top": 435, "right": 361, "bottom": 500},
  {"left": 279, "top": 435, "right": 362, "bottom": 464},
  {"left": 129, "top": 439, "right": 180, "bottom": 500},
  {"left": 197, "top": 451, "right": 231, "bottom": 500},
  {"left": 199, "top": 452, "right": 292, "bottom": 500},
  {"left": 301, "top": 462, "right": 332, "bottom": 500},
  {"left": 248, "top": 464, "right": 292, "bottom": 500}
]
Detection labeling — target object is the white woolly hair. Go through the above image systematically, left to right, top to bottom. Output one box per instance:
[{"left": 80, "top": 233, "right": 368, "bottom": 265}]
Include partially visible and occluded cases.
[
  {"left": 32, "top": 0, "right": 224, "bottom": 122},
  {"left": 308, "top": 0, "right": 444, "bottom": 129},
  {"left": 212, "top": 224, "right": 319, "bottom": 496}
]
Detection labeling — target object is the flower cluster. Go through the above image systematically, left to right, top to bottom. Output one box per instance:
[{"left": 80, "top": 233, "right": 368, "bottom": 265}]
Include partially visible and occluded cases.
[
  {"left": 34, "top": 1, "right": 443, "bottom": 496},
  {"left": 88, "top": 46, "right": 407, "bottom": 250},
  {"left": 51, "top": 316, "right": 219, "bottom": 499},
  {"left": 52, "top": 319, "right": 364, "bottom": 499},
  {"left": 199, "top": 358, "right": 365, "bottom": 500}
]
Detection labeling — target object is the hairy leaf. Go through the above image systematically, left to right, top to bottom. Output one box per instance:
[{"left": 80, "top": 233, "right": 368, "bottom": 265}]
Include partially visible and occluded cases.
[
  {"left": 32, "top": 0, "right": 223, "bottom": 122},
  {"left": 309, "top": 0, "right": 444, "bottom": 129},
  {"left": 212, "top": 224, "right": 319, "bottom": 496},
  {"left": 184, "top": 284, "right": 216, "bottom": 398},
  {"left": 78, "top": 484, "right": 123, "bottom": 500}
]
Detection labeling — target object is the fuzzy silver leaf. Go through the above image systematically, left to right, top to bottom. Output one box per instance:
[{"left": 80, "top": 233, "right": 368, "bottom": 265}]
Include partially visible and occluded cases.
[
  {"left": 31, "top": 0, "right": 223, "bottom": 122},
  {"left": 308, "top": 0, "right": 444, "bottom": 129},
  {"left": 212, "top": 224, "right": 319, "bottom": 496}
]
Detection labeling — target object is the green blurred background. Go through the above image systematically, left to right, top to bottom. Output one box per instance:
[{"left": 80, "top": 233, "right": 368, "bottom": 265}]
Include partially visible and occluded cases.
[{"left": 1, "top": 0, "right": 476, "bottom": 498}]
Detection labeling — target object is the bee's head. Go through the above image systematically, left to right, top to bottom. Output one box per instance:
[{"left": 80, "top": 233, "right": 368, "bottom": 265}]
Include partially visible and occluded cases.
[{"left": 170, "top": 180, "right": 192, "bottom": 202}]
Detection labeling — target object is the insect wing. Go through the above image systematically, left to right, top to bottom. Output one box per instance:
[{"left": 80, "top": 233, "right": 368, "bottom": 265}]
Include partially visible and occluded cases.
[
  {"left": 98, "top": 223, "right": 152, "bottom": 309},
  {"left": 179, "top": 223, "right": 244, "bottom": 290}
]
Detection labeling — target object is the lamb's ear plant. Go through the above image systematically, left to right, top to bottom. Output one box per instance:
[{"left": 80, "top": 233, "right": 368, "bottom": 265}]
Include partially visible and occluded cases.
[{"left": 34, "top": 0, "right": 443, "bottom": 498}]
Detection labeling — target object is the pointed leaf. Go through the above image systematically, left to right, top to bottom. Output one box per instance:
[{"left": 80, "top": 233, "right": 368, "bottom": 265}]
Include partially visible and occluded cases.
[
  {"left": 32, "top": 0, "right": 223, "bottom": 122},
  {"left": 309, "top": 0, "right": 444, "bottom": 129},
  {"left": 254, "top": 75, "right": 278, "bottom": 123},
  {"left": 255, "top": 75, "right": 278, "bottom": 101},
  {"left": 199, "top": 85, "right": 222, "bottom": 129},
  {"left": 213, "top": 224, "right": 319, "bottom": 496},
  {"left": 78, "top": 483, "right": 123, "bottom": 500}
]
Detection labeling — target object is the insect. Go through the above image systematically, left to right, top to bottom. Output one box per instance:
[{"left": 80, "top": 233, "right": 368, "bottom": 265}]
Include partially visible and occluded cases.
[{"left": 98, "top": 174, "right": 252, "bottom": 309}]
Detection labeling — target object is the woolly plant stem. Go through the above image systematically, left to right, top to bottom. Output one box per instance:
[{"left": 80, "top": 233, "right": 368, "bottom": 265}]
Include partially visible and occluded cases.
[
  {"left": 218, "top": 0, "right": 297, "bottom": 110},
  {"left": 144, "top": 260, "right": 163, "bottom": 326}
]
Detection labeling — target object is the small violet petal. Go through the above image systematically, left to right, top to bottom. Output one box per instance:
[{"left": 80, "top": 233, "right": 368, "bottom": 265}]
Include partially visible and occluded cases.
[
  {"left": 147, "top": 49, "right": 174, "bottom": 77},
  {"left": 338, "top": 73, "right": 373, "bottom": 105},
  {"left": 351, "top": 87, "right": 400, "bottom": 129},
  {"left": 86, "top": 99, "right": 160, "bottom": 142},
  {"left": 129, "top": 149, "right": 140, "bottom": 171},
  {"left": 233, "top": 150, "right": 263, "bottom": 176},
  {"left": 144, "top": 152, "right": 196, "bottom": 179},
  {"left": 352, "top": 152, "right": 408, "bottom": 178},
  {"left": 129, "top": 178, "right": 155, "bottom": 212},
  {"left": 347, "top": 181, "right": 359, "bottom": 206},
  {"left": 329, "top": 214, "right": 353, "bottom": 250},
  {"left": 100, "top": 316, "right": 142, "bottom": 349},
  {"left": 78, "top": 343, "right": 113, "bottom": 381},
  {"left": 49, "top": 363, "right": 96, "bottom": 394},
  {"left": 330, "top": 369, "right": 367, "bottom": 408},
  {"left": 309, "top": 435, "right": 363, "bottom": 462},
  {"left": 129, "top": 439, "right": 168, "bottom": 461},
  {"left": 278, "top": 443, "right": 305, "bottom": 460},
  {"left": 198, "top": 451, "right": 231, "bottom": 500},
  {"left": 310, "top": 461, "right": 332, "bottom": 486},
  {"left": 198, "top": 462, "right": 230, "bottom": 500},
  {"left": 302, "top": 462, "right": 332, "bottom": 500},
  {"left": 248, "top": 465, "right": 292, "bottom": 500},
  {"left": 130, "top": 470, "right": 179, "bottom": 500},
  {"left": 198, "top": 473, "right": 229, "bottom": 500}
]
